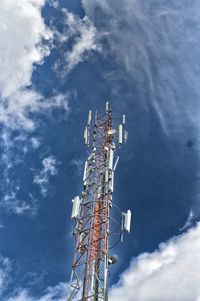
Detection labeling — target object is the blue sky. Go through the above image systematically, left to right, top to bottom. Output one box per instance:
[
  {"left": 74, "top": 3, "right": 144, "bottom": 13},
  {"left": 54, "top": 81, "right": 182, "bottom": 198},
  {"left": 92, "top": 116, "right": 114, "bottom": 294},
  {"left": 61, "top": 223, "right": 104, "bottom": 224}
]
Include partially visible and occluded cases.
[{"left": 1, "top": 0, "right": 200, "bottom": 300}]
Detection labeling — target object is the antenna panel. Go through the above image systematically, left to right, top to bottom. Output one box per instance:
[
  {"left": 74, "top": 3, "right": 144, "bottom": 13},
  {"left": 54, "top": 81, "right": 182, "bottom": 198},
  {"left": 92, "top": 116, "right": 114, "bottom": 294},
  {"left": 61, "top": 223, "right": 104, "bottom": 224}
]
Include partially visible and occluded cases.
[
  {"left": 119, "top": 125, "right": 123, "bottom": 144},
  {"left": 108, "top": 148, "right": 114, "bottom": 170},
  {"left": 71, "top": 196, "right": 81, "bottom": 219},
  {"left": 124, "top": 210, "right": 131, "bottom": 232}
]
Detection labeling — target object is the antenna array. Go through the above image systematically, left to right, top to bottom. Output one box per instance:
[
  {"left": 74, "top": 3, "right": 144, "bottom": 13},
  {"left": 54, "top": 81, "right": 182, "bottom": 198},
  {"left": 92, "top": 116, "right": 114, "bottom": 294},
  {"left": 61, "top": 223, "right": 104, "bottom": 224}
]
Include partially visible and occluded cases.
[{"left": 67, "top": 102, "right": 131, "bottom": 301}]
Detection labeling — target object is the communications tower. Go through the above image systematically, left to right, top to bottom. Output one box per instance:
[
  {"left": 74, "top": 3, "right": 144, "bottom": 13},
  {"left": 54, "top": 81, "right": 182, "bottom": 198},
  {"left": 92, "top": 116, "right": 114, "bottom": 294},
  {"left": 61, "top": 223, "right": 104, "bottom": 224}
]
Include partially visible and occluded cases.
[{"left": 67, "top": 102, "right": 131, "bottom": 301}]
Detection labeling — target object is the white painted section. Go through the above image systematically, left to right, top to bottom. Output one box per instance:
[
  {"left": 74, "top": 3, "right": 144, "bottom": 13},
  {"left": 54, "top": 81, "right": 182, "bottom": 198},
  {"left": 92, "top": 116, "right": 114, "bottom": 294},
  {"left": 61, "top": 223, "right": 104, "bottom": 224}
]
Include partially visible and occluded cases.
[{"left": 71, "top": 196, "right": 81, "bottom": 219}]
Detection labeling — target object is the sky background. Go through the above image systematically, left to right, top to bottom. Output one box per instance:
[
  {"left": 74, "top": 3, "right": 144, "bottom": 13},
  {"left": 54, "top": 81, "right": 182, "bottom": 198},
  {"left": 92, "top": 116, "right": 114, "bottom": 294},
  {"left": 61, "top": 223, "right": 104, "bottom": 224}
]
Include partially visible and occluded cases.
[{"left": 1, "top": 0, "right": 200, "bottom": 300}]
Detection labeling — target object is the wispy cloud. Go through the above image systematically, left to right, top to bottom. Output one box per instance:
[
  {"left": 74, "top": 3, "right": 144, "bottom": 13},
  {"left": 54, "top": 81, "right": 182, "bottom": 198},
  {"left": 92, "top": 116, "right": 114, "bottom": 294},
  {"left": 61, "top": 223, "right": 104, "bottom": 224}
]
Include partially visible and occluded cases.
[
  {"left": 82, "top": 0, "right": 200, "bottom": 137},
  {"left": 54, "top": 10, "right": 101, "bottom": 76},
  {"left": 0, "top": 129, "right": 39, "bottom": 216},
  {"left": 33, "top": 156, "right": 58, "bottom": 196},
  {"left": 70, "top": 158, "right": 84, "bottom": 176},
  {"left": 2, "top": 191, "right": 37, "bottom": 216},
  {"left": 179, "top": 208, "right": 195, "bottom": 232},
  {"left": 110, "top": 223, "right": 200, "bottom": 301},
  {"left": 0, "top": 252, "right": 67, "bottom": 301},
  {"left": 0, "top": 255, "right": 11, "bottom": 296},
  {"left": 7, "top": 282, "right": 68, "bottom": 301}
]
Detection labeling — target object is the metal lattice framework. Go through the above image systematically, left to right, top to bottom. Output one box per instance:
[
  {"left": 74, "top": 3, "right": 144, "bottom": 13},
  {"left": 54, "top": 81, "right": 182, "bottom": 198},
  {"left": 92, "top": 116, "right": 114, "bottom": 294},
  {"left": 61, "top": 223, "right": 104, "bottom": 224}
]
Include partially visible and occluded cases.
[{"left": 67, "top": 103, "right": 131, "bottom": 301}]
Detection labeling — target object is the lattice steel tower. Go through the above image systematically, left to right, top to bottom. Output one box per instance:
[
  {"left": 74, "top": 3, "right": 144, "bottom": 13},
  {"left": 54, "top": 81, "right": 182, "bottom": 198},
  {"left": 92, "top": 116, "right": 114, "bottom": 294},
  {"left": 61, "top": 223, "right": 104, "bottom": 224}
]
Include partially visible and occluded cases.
[{"left": 67, "top": 102, "right": 131, "bottom": 301}]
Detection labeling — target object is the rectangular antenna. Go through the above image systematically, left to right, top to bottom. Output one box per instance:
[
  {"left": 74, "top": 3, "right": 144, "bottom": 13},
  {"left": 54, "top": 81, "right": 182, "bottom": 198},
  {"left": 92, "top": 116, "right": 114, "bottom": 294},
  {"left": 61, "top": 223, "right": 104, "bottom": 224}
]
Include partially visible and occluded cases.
[
  {"left": 106, "top": 101, "right": 109, "bottom": 112},
  {"left": 88, "top": 110, "right": 92, "bottom": 125},
  {"left": 123, "top": 115, "right": 126, "bottom": 124},
  {"left": 119, "top": 124, "right": 123, "bottom": 144},
  {"left": 84, "top": 126, "right": 88, "bottom": 145},
  {"left": 108, "top": 149, "right": 114, "bottom": 170},
  {"left": 83, "top": 161, "right": 88, "bottom": 182},
  {"left": 109, "top": 171, "right": 114, "bottom": 192},
  {"left": 71, "top": 196, "right": 81, "bottom": 219},
  {"left": 124, "top": 210, "right": 132, "bottom": 232}
]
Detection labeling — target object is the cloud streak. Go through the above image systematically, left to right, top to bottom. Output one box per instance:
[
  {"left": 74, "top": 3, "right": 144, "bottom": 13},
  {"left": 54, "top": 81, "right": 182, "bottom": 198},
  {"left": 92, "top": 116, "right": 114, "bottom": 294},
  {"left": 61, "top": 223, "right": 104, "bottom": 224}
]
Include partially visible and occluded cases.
[
  {"left": 82, "top": 0, "right": 200, "bottom": 136},
  {"left": 54, "top": 10, "right": 100, "bottom": 76},
  {"left": 34, "top": 155, "right": 58, "bottom": 196},
  {"left": 0, "top": 255, "right": 10, "bottom": 296},
  {"left": 7, "top": 283, "right": 68, "bottom": 301}
]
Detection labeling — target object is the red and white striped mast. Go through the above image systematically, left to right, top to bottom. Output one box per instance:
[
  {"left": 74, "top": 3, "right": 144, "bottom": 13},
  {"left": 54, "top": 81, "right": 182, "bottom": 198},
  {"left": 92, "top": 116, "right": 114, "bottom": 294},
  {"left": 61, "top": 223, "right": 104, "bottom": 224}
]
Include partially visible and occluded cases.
[{"left": 67, "top": 102, "right": 131, "bottom": 301}]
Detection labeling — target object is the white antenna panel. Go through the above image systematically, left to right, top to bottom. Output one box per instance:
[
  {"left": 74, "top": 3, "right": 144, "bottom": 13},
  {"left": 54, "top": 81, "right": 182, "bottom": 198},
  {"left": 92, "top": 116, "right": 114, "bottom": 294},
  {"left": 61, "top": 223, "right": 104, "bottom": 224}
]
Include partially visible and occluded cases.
[
  {"left": 106, "top": 101, "right": 109, "bottom": 112},
  {"left": 88, "top": 110, "right": 92, "bottom": 125},
  {"left": 123, "top": 115, "right": 126, "bottom": 124},
  {"left": 119, "top": 125, "right": 123, "bottom": 144},
  {"left": 84, "top": 127, "right": 88, "bottom": 145},
  {"left": 108, "top": 148, "right": 114, "bottom": 170},
  {"left": 83, "top": 161, "right": 88, "bottom": 182},
  {"left": 105, "top": 169, "right": 109, "bottom": 183},
  {"left": 109, "top": 171, "right": 114, "bottom": 192},
  {"left": 71, "top": 196, "right": 81, "bottom": 219},
  {"left": 124, "top": 210, "right": 131, "bottom": 232}
]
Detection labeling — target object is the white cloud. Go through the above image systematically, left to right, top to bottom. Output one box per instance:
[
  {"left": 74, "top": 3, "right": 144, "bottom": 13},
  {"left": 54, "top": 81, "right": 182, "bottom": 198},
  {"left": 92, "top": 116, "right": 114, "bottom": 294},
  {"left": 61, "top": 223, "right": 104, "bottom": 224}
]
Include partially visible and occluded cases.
[
  {"left": 0, "top": 0, "right": 68, "bottom": 131},
  {"left": 0, "top": 0, "right": 55, "bottom": 130},
  {"left": 0, "top": 0, "right": 50, "bottom": 98},
  {"left": 0, "top": 0, "right": 69, "bottom": 215},
  {"left": 48, "top": 0, "right": 59, "bottom": 9},
  {"left": 54, "top": 11, "right": 100, "bottom": 76},
  {"left": 0, "top": 129, "right": 38, "bottom": 216},
  {"left": 30, "top": 137, "right": 40, "bottom": 149},
  {"left": 34, "top": 155, "right": 58, "bottom": 196},
  {"left": 2, "top": 191, "right": 37, "bottom": 216},
  {"left": 110, "top": 223, "right": 200, "bottom": 301},
  {"left": 7, "top": 283, "right": 68, "bottom": 301}
]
